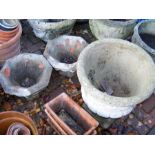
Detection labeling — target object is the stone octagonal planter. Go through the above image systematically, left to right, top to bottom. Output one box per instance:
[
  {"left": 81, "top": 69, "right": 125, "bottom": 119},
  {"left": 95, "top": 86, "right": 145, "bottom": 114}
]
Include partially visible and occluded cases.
[
  {"left": 28, "top": 19, "right": 76, "bottom": 42},
  {"left": 89, "top": 19, "right": 137, "bottom": 40},
  {"left": 44, "top": 35, "right": 88, "bottom": 77},
  {"left": 77, "top": 39, "right": 155, "bottom": 118},
  {"left": 0, "top": 53, "right": 52, "bottom": 98}
]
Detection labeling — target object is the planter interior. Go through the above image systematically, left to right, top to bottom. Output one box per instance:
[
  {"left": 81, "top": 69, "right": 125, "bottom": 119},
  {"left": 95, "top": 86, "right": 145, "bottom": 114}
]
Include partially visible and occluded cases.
[
  {"left": 138, "top": 21, "right": 155, "bottom": 50},
  {"left": 82, "top": 41, "right": 154, "bottom": 98},
  {"left": 10, "top": 60, "right": 44, "bottom": 88},
  {"left": 45, "top": 93, "right": 99, "bottom": 135}
]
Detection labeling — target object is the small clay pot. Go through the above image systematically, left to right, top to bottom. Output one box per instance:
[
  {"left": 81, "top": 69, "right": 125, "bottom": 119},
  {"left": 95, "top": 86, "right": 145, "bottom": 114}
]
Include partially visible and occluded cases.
[
  {"left": 0, "top": 111, "right": 38, "bottom": 135},
  {"left": 6, "top": 123, "right": 31, "bottom": 135}
]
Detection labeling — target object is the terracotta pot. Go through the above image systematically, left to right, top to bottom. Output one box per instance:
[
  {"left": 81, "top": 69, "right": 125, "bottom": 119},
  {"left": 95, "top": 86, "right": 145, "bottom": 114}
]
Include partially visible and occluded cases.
[
  {"left": 0, "top": 21, "right": 22, "bottom": 65},
  {"left": 0, "top": 26, "right": 19, "bottom": 42},
  {"left": 45, "top": 93, "right": 99, "bottom": 135},
  {"left": 0, "top": 111, "right": 38, "bottom": 135},
  {"left": 6, "top": 123, "right": 31, "bottom": 135}
]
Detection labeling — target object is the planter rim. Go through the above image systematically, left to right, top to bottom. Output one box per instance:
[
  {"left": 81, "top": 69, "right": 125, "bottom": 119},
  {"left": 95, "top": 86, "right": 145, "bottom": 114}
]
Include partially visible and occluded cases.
[
  {"left": 28, "top": 19, "right": 76, "bottom": 31},
  {"left": 90, "top": 19, "right": 137, "bottom": 27},
  {"left": 77, "top": 38, "right": 155, "bottom": 107}
]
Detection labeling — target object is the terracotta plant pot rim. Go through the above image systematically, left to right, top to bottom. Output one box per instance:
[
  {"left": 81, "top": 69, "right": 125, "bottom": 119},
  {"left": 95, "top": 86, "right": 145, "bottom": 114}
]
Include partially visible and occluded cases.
[
  {"left": 0, "top": 22, "right": 22, "bottom": 49},
  {"left": 0, "top": 26, "right": 19, "bottom": 35}
]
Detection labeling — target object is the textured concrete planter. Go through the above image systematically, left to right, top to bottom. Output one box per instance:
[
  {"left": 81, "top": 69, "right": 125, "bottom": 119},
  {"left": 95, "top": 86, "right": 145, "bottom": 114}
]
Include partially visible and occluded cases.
[
  {"left": 28, "top": 19, "right": 76, "bottom": 42},
  {"left": 89, "top": 19, "right": 137, "bottom": 40},
  {"left": 132, "top": 20, "right": 155, "bottom": 61},
  {"left": 0, "top": 21, "right": 22, "bottom": 66},
  {"left": 44, "top": 35, "right": 87, "bottom": 77},
  {"left": 77, "top": 39, "right": 155, "bottom": 118},
  {"left": 0, "top": 53, "right": 52, "bottom": 98},
  {"left": 45, "top": 93, "right": 99, "bottom": 135},
  {"left": 0, "top": 111, "right": 38, "bottom": 135}
]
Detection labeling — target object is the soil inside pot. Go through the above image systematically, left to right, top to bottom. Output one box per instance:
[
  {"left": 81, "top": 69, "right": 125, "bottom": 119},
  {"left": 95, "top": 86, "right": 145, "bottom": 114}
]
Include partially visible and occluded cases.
[
  {"left": 140, "top": 33, "right": 155, "bottom": 49},
  {"left": 60, "top": 53, "right": 77, "bottom": 64},
  {"left": 20, "top": 77, "right": 36, "bottom": 88},
  {"left": 58, "top": 109, "right": 85, "bottom": 134}
]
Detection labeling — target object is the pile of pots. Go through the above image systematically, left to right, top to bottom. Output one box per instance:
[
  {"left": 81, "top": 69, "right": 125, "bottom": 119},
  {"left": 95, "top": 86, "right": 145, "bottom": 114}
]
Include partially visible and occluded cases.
[
  {"left": 0, "top": 19, "right": 22, "bottom": 66},
  {"left": 1, "top": 19, "right": 155, "bottom": 135},
  {"left": 0, "top": 111, "right": 38, "bottom": 135}
]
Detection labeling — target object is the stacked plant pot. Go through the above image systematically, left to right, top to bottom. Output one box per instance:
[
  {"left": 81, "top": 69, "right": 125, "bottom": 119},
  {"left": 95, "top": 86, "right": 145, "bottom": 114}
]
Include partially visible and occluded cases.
[
  {"left": 0, "top": 19, "right": 22, "bottom": 67},
  {"left": 44, "top": 93, "right": 99, "bottom": 135},
  {"left": 0, "top": 111, "right": 38, "bottom": 135}
]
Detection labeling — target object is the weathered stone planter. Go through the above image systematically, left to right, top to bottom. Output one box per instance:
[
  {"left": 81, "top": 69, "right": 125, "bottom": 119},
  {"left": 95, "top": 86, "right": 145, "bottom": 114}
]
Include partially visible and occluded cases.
[
  {"left": 28, "top": 19, "right": 76, "bottom": 42},
  {"left": 89, "top": 19, "right": 137, "bottom": 40},
  {"left": 132, "top": 20, "right": 155, "bottom": 61},
  {"left": 0, "top": 21, "right": 22, "bottom": 66},
  {"left": 44, "top": 35, "right": 87, "bottom": 77},
  {"left": 77, "top": 39, "right": 155, "bottom": 118},
  {"left": 0, "top": 53, "right": 52, "bottom": 98},
  {"left": 45, "top": 93, "right": 99, "bottom": 135},
  {"left": 0, "top": 111, "right": 38, "bottom": 135}
]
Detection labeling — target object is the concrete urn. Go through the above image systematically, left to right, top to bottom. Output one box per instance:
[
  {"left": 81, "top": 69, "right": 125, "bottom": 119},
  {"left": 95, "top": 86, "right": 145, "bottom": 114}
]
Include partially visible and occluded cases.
[
  {"left": 28, "top": 19, "right": 76, "bottom": 42},
  {"left": 89, "top": 19, "right": 137, "bottom": 40},
  {"left": 77, "top": 39, "right": 155, "bottom": 118}
]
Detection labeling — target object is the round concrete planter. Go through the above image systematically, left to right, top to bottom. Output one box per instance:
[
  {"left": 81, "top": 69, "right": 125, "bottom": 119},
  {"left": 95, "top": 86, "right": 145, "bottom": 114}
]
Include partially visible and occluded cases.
[
  {"left": 28, "top": 19, "right": 76, "bottom": 42},
  {"left": 89, "top": 19, "right": 137, "bottom": 40},
  {"left": 132, "top": 20, "right": 155, "bottom": 61},
  {"left": 0, "top": 21, "right": 22, "bottom": 66},
  {"left": 44, "top": 35, "right": 87, "bottom": 77},
  {"left": 77, "top": 39, "right": 155, "bottom": 118},
  {"left": 0, "top": 53, "right": 52, "bottom": 98},
  {"left": 0, "top": 111, "right": 38, "bottom": 135}
]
